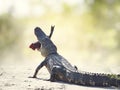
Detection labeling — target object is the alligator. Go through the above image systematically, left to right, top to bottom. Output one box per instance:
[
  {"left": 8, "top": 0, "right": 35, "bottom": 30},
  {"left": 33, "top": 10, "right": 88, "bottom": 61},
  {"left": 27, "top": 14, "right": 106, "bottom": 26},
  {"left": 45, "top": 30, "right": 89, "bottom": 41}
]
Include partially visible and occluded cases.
[{"left": 29, "top": 26, "right": 120, "bottom": 88}]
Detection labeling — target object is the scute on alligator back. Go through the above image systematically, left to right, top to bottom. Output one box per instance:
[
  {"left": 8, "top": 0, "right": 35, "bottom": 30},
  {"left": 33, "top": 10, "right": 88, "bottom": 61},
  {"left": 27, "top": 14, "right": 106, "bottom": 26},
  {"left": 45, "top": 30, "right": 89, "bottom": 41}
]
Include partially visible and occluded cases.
[{"left": 46, "top": 54, "right": 77, "bottom": 73}]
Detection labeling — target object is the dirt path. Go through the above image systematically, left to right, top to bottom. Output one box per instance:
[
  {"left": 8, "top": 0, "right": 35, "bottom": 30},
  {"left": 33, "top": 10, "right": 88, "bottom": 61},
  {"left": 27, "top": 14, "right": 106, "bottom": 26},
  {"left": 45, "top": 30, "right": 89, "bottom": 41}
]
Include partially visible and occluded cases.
[{"left": 0, "top": 62, "right": 117, "bottom": 90}]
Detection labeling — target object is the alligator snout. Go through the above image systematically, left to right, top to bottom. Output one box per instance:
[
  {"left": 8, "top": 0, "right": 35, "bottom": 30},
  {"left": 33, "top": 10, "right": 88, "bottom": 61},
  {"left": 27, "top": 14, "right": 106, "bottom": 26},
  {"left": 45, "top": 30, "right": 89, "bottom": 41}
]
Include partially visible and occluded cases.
[
  {"left": 34, "top": 27, "right": 47, "bottom": 41},
  {"left": 34, "top": 27, "right": 42, "bottom": 35}
]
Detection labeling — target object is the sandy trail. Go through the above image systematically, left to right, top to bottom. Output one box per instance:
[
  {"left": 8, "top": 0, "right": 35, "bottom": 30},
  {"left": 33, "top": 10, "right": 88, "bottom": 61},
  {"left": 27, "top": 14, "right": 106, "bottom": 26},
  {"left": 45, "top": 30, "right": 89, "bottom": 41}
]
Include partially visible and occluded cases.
[{"left": 0, "top": 61, "right": 117, "bottom": 90}]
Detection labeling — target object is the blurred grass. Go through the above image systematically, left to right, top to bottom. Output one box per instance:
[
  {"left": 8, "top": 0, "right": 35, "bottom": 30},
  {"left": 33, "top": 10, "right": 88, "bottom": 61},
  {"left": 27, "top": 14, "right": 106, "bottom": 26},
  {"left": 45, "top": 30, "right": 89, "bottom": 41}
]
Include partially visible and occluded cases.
[
  {"left": 0, "top": 12, "right": 24, "bottom": 62},
  {"left": 0, "top": 13, "right": 18, "bottom": 53}
]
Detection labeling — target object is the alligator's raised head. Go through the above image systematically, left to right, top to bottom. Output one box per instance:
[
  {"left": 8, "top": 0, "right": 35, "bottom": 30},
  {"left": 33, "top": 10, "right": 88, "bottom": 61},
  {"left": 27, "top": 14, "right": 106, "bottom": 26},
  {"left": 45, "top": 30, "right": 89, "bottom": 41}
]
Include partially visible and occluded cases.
[
  {"left": 32, "top": 27, "right": 57, "bottom": 57},
  {"left": 34, "top": 27, "right": 47, "bottom": 43}
]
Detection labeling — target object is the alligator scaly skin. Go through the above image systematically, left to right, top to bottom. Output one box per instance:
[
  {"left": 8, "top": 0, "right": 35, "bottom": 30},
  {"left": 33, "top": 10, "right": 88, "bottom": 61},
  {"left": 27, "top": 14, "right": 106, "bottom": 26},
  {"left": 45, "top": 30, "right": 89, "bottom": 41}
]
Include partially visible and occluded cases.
[{"left": 31, "top": 27, "right": 120, "bottom": 88}]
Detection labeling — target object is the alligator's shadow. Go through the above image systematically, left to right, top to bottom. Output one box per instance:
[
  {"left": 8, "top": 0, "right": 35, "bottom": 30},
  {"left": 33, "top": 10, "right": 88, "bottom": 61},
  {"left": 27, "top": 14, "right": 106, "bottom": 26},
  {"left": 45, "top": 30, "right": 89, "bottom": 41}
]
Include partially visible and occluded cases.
[{"left": 31, "top": 77, "right": 117, "bottom": 90}]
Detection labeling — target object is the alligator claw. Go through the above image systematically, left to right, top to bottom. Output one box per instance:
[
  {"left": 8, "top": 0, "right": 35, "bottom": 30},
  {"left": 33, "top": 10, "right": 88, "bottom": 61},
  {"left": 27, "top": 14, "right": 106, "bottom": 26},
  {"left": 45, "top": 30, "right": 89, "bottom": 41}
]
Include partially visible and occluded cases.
[{"left": 28, "top": 76, "right": 37, "bottom": 78}]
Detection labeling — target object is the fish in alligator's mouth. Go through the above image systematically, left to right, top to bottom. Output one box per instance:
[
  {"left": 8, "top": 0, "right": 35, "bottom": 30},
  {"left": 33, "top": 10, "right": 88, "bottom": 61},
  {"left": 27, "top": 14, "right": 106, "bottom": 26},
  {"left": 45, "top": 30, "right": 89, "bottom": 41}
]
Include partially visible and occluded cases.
[{"left": 29, "top": 41, "right": 41, "bottom": 50}]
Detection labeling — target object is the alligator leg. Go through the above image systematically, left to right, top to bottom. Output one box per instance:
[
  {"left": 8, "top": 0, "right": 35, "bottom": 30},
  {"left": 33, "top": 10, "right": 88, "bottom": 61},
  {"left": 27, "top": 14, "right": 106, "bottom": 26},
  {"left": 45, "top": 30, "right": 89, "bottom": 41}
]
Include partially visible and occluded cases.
[
  {"left": 31, "top": 60, "right": 46, "bottom": 78},
  {"left": 50, "top": 66, "right": 67, "bottom": 82}
]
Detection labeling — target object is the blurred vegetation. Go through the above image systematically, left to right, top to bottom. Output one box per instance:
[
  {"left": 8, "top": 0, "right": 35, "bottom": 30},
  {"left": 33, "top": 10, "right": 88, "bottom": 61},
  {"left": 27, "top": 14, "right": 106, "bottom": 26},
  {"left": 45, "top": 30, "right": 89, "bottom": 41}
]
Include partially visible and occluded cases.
[
  {"left": 0, "top": 0, "right": 120, "bottom": 69},
  {"left": 85, "top": 0, "right": 120, "bottom": 50},
  {"left": 0, "top": 12, "right": 21, "bottom": 56}
]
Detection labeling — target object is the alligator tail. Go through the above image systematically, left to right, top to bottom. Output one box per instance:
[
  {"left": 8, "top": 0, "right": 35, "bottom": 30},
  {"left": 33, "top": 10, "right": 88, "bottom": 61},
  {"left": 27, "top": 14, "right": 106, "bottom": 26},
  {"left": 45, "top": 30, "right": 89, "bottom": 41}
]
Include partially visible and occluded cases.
[
  {"left": 51, "top": 67, "right": 120, "bottom": 88},
  {"left": 70, "top": 72, "right": 120, "bottom": 88},
  {"left": 109, "top": 76, "right": 120, "bottom": 87}
]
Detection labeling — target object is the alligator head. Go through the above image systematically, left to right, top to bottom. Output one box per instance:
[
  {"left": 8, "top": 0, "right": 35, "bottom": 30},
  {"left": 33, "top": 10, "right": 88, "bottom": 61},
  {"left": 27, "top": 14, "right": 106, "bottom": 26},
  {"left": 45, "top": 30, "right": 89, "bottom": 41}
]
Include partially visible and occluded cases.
[{"left": 29, "top": 27, "right": 57, "bottom": 57}]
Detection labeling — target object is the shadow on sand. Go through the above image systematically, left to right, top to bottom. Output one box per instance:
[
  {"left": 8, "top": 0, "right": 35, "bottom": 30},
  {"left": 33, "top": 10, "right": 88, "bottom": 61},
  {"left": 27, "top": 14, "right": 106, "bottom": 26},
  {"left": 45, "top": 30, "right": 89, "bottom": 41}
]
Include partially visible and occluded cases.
[{"left": 28, "top": 77, "right": 118, "bottom": 90}]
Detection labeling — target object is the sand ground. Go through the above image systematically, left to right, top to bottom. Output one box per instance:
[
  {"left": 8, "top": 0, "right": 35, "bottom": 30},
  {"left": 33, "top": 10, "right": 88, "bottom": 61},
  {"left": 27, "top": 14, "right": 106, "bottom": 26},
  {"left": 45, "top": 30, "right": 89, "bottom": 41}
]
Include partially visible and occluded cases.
[{"left": 0, "top": 60, "right": 118, "bottom": 90}]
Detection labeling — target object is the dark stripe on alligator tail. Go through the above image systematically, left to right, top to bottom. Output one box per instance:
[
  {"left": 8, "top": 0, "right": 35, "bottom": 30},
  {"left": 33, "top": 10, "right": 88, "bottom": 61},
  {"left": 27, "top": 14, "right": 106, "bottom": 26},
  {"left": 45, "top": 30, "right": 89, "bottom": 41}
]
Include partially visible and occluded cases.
[
  {"left": 51, "top": 67, "right": 120, "bottom": 88},
  {"left": 71, "top": 72, "right": 120, "bottom": 87}
]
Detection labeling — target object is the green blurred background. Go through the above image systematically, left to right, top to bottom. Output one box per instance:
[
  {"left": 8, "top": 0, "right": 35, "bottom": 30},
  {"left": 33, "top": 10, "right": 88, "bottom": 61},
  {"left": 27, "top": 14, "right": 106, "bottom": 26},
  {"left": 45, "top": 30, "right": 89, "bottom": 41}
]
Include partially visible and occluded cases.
[{"left": 0, "top": 0, "right": 120, "bottom": 73}]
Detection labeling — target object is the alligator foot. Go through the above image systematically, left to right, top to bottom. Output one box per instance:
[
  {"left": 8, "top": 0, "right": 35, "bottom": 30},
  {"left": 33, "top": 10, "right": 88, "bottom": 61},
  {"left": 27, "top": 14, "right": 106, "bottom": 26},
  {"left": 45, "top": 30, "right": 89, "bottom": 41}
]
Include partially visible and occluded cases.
[
  {"left": 50, "top": 73, "right": 58, "bottom": 82},
  {"left": 28, "top": 76, "right": 37, "bottom": 78}
]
